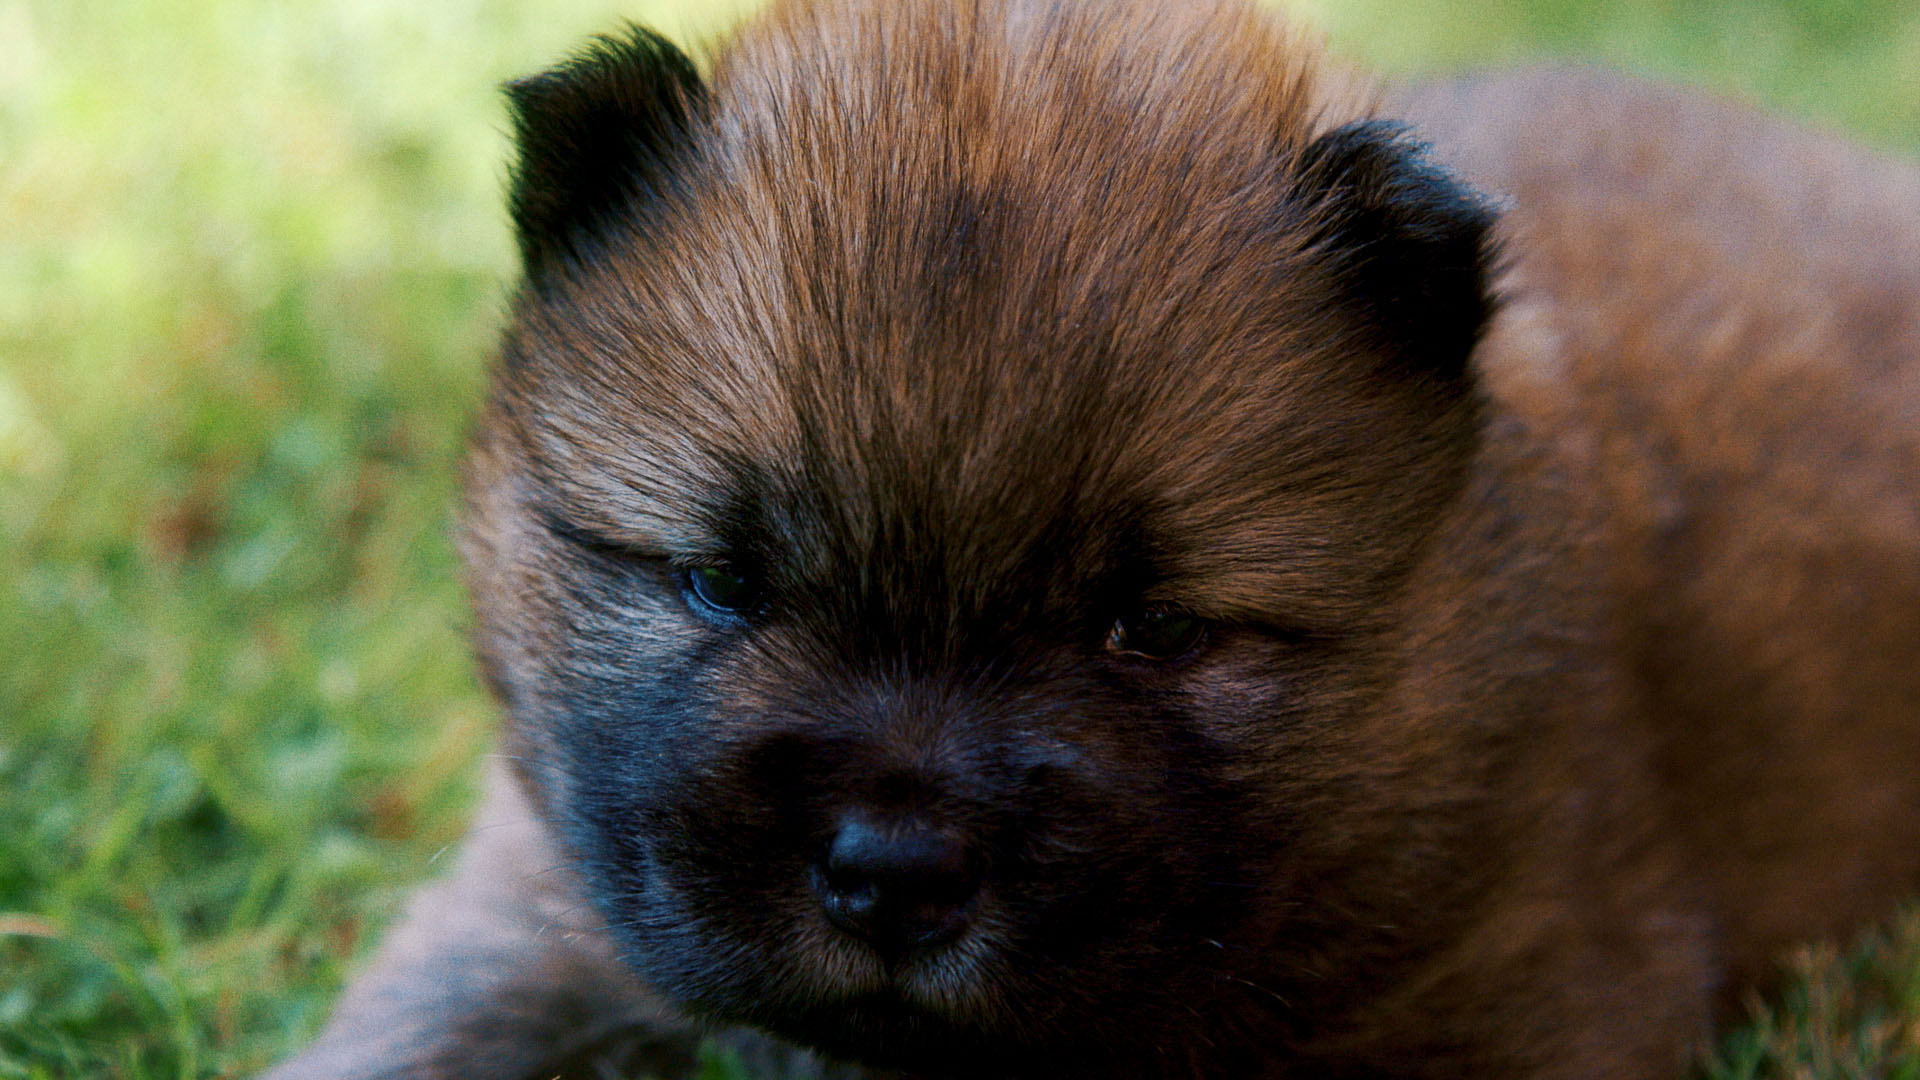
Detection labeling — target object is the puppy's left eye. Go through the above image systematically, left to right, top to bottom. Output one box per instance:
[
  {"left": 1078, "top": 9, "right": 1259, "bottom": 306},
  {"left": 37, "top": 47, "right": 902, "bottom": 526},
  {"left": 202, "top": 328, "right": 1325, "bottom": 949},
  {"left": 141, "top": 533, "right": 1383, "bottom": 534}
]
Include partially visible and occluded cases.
[
  {"left": 684, "top": 565, "right": 759, "bottom": 615},
  {"left": 1107, "top": 611, "right": 1208, "bottom": 661}
]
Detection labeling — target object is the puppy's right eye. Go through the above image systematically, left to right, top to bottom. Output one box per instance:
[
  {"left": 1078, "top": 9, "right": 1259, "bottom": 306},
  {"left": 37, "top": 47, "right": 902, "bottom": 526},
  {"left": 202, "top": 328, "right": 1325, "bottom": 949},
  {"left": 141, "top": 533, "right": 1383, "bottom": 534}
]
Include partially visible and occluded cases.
[
  {"left": 684, "top": 565, "right": 759, "bottom": 615},
  {"left": 1107, "top": 610, "right": 1209, "bottom": 662}
]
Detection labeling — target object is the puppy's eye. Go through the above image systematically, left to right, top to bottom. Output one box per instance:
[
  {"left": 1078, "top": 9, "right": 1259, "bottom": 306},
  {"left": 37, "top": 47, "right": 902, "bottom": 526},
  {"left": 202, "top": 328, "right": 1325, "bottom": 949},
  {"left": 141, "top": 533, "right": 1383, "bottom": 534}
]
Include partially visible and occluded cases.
[
  {"left": 684, "top": 565, "right": 759, "bottom": 615},
  {"left": 1107, "top": 611, "right": 1208, "bottom": 661}
]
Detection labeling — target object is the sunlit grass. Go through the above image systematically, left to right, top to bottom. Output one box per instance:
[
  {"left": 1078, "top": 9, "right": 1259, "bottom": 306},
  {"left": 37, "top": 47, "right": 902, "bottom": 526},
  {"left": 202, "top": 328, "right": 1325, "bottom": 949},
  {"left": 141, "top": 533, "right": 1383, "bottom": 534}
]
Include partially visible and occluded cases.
[{"left": 2, "top": 0, "right": 1915, "bottom": 1076}]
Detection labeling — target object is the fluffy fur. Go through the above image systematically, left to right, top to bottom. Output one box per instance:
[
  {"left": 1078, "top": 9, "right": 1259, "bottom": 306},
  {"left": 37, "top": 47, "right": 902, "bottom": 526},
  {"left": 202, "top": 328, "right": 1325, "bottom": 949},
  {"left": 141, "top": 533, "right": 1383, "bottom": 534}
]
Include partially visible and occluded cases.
[{"left": 264, "top": 2, "right": 1920, "bottom": 1078}]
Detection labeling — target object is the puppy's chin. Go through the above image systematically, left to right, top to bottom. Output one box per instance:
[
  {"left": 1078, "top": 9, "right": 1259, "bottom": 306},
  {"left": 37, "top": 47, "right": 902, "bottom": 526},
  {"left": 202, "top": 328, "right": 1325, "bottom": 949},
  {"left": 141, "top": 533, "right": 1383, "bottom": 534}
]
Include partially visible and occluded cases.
[
  {"left": 618, "top": 891, "right": 1033, "bottom": 1069},
  {"left": 748, "top": 951, "right": 1024, "bottom": 1072},
  {"left": 758, "top": 990, "right": 1016, "bottom": 1074}
]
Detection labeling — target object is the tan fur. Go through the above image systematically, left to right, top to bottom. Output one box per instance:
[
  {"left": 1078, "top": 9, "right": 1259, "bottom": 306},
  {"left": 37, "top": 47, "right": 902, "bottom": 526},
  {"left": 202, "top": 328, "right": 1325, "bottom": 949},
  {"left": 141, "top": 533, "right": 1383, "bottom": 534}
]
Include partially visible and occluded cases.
[
  {"left": 266, "top": 3, "right": 1920, "bottom": 1078},
  {"left": 1405, "top": 68, "right": 1920, "bottom": 978}
]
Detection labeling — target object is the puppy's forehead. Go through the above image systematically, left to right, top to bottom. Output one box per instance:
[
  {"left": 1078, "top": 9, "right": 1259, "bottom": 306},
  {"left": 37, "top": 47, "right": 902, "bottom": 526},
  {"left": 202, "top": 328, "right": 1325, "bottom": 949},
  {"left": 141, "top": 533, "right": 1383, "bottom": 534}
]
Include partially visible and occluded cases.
[
  {"left": 504, "top": 0, "right": 1434, "bottom": 622},
  {"left": 682, "top": 0, "right": 1335, "bottom": 394},
  {"left": 520, "top": 4, "right": 1346, "bottom": 480}
]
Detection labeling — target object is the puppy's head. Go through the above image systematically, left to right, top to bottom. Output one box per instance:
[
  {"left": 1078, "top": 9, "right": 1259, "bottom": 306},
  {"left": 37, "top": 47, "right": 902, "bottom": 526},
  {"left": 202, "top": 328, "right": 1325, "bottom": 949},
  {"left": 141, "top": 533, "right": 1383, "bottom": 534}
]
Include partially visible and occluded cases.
[{"left": 464, "top": 0, "right": 1497, "bottom": 1070}]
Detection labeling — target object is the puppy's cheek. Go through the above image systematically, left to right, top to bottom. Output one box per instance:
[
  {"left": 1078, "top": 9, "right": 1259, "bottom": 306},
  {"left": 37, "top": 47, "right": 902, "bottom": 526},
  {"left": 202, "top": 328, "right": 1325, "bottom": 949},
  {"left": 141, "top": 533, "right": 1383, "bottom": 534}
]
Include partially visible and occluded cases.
[{"left": 1112, "top": 635, "right": 1328, "bottom": 767}]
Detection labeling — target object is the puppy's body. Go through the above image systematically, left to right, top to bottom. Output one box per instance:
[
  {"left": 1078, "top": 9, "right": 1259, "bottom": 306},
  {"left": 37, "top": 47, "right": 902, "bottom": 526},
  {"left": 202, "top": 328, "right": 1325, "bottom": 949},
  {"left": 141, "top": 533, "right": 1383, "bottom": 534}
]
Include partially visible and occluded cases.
[
  {"left": 265, "top": 2, "right": 1920, "bottom": 1078},
  {"left": 1407, "top": 68, "right": 1920, "bottom": 977}
]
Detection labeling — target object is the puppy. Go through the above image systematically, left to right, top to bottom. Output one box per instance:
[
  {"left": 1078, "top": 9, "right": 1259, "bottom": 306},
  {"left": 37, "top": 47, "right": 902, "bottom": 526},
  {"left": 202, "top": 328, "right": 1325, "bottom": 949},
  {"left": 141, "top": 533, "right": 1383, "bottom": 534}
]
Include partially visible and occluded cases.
[{"left": 263, "top": 0, "right": 1920, "bottom": 1077}]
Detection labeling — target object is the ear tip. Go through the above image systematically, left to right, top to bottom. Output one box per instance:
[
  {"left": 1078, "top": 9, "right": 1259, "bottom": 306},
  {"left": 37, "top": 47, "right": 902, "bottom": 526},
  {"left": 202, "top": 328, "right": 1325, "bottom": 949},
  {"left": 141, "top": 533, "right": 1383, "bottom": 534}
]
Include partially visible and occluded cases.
[
  {"left": 505, "top": 23, "right": 707, "bottom": 280},
  {"left": 585, "top": 24, "right": 703, "bottom": 85},
  {"left": 504, "top": 25, "right": 701, "bottom": 108},
  {"left": 501, "top": 72, "right": 561, "bottom": 119},
  {"left": 1307, "top": 119, "right": 1495, "bottom": 214}
]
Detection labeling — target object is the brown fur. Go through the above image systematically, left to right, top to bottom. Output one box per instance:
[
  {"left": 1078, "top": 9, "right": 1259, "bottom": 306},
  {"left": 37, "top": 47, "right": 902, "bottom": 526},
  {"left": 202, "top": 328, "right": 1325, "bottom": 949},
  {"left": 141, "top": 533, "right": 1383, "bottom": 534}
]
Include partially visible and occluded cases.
[{"left": 264, "top": 2, "right": 1920, "bottom": 1078}]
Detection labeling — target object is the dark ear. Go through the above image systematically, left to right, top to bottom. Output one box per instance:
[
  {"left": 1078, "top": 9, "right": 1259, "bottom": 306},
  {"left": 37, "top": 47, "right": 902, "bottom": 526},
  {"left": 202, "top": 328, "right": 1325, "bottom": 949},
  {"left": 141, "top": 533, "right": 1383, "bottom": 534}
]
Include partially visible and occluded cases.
[
  {"left": 505, "top": 26, "right": 707, "bottom": 281},
  {"left": 1290, "top": 120, "right": 1499, "bottom": 380}
]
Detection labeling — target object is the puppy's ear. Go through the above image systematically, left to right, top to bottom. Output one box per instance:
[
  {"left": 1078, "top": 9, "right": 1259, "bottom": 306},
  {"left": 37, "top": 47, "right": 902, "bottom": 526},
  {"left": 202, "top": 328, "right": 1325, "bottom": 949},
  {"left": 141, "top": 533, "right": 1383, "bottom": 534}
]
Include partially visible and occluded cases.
[
  {"left": 506, "top": 26, "right": 706, "bottom": 282},
  {"left": 1290, "top": 120, "right": 1499, "bottom": 381}
]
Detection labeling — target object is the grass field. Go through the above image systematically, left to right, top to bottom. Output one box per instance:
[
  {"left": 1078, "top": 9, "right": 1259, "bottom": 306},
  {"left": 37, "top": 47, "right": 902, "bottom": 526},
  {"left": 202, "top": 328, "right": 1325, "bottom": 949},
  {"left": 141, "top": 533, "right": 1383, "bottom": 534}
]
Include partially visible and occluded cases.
[{"left": 2, "top": 0, "right": 1917, "bottom": 1076}]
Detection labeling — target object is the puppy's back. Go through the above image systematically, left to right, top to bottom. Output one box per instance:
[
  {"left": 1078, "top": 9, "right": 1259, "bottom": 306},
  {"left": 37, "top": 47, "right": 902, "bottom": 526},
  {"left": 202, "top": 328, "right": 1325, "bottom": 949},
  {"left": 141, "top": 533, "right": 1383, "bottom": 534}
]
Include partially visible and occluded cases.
[{"left": 1410, "top": 69, "right": 1920, "bottom": 976}]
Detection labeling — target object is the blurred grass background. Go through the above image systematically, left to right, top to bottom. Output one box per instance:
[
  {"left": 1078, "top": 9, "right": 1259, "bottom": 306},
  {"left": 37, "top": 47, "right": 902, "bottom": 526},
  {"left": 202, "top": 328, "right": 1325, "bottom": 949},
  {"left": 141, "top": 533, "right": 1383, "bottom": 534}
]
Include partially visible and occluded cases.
[{"left": 1, "top": 0, "right": 1916, "bottom": 1076}]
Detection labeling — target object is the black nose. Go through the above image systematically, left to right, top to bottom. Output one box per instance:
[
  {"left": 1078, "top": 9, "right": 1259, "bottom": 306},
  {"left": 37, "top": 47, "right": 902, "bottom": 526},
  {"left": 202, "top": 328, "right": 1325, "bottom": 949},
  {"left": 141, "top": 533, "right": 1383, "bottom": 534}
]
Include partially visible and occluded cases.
[{"left": 815, "top": 813, "right": 980, "bottom": 952}]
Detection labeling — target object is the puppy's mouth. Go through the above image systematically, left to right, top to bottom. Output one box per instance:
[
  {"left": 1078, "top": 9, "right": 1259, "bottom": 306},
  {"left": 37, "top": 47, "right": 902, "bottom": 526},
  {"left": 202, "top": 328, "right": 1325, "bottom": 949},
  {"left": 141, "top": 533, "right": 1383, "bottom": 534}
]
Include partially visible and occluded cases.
[
  {"left": 592, "top": 716, "right": 1259, "bottom": 1064},
  {"left": 620, "top": 805, "right": 1020, "bottom": 1030},
  {"left": 789, "top": 814, "right": 1016, "bottom": 1024},
  {"left": 696, "top": 884, "right": 1022, "bottom": 1070}
]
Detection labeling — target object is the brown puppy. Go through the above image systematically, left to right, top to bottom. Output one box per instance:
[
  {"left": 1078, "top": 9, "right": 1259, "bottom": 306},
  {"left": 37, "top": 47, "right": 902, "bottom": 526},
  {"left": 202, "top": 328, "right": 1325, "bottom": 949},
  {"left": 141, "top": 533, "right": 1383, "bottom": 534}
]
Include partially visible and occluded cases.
[{"left": 263, "top": 0, "right": 1920, "bottom": 1077}]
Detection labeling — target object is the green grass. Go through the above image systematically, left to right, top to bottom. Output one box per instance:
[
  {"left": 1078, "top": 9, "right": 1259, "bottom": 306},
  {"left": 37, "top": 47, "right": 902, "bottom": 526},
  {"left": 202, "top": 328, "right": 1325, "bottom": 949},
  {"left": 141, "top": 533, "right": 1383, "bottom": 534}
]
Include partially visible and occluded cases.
[{"left": 1, "top": 0, "right": 1916, "bottom": 1076}]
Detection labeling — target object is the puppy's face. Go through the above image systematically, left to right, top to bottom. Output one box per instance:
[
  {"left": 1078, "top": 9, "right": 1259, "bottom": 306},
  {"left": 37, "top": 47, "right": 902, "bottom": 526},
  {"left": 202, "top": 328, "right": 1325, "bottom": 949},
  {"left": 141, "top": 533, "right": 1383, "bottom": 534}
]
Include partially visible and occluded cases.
[{"left": 464, "top": 2, "right": 1495, "bottom": 1071}]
